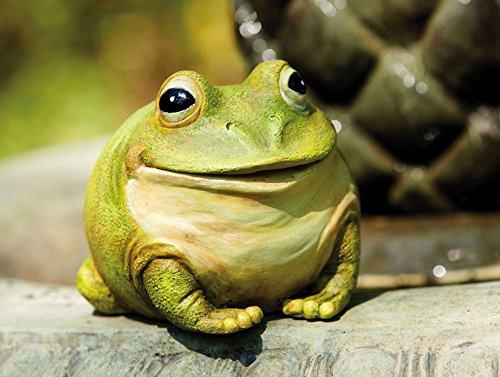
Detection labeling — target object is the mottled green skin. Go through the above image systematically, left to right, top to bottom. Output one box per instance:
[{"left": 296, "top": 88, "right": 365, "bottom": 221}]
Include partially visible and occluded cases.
[{"left": 77, "top": 60, "right": 360, "bottom": 334}]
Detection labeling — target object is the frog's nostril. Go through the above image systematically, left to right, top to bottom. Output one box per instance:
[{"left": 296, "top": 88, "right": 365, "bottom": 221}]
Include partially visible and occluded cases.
[
  {"left": 269, "top": 114, "right": 282, "bottom": 123},
  {"left": 269, "top": 114, "right": 286, "bottom": 134},
  {"left": 225, "top": 121, "right": 234, "bottom": 131}
]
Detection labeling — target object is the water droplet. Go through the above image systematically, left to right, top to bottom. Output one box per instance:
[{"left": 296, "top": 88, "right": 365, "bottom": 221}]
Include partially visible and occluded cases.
[
  {"left": 312, "top": 0, "right": 337, "bottom": 16},
  {"left": 334, "top": 0, "right": 347, "bottom": 9},
  {"left": 321, "top": 1, "right": 336, "bottom": 16},
  {"left": 324, "top": 6, "right": 337, "bottom": 16},
  {"left": 235, "top": 7, "right": 250, "bottom": 24},
  {"left": 248, "top": 11, "right": 258, "bottom": 22},
  {"left": 239, "top": 21, "right": 261, "bottom": 38},
  {"left": 250, "top": 22, "right": 261, "bottom": 34},
  {"left": 239, "top": 23, "right": 251, "bottom": 38},
  {"left": 252, "top": 38, "right": 267, "bottom": 53},
  {"left": 262, "top": 48, "right": 276, "bottom": 61},
  {"left": 393, "top": 63, "right": 407, "bottom": 78},
  {"left": 403, "top": 74, "right": 415, "bottom": 88},
  {"left": 416, "top": 82, "right": 428, "bottom": 94},
  {"left": 410, "top": 167, "right": 424, "bottom": 180},
  {"left": 448, "top": 248, "right": 464, "bottom": 262},
  {"left": 433, "top": 265, "right": 447, "bottom": 278}
]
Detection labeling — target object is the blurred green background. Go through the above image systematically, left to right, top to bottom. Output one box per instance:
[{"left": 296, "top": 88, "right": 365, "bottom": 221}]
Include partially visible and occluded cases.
[{"left": 0, "top": 0, "right": 246, "bottom": 159}]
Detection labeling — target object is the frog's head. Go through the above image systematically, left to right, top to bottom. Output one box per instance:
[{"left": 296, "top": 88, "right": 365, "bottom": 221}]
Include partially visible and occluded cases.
[{"left": 132, "top": 60, "right": 336, "bottom": 175}]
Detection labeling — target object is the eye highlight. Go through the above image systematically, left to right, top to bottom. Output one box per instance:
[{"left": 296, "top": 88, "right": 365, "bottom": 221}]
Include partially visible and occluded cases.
[
  {"left": 279, "top": 66, "right": 307, "bottom": 111},
  {"left": 288, "top": 71, "right": 306, "bottom": 94},
  {"left": 156, "top": 76, "right": 203, "bottom": 127},
  {"left": 159, "top": 88, "right": 195, "bottom": 114}
]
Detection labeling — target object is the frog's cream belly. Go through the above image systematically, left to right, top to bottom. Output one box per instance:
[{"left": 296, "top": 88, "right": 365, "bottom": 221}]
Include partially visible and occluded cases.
[{"left": 126, "top": 150, "right": 356, "bottom": 309}]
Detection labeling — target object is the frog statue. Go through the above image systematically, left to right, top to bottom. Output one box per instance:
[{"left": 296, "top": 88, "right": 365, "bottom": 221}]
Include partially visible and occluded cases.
[{"left": 76, "top": 60, "right": 360, "bottom": 334}]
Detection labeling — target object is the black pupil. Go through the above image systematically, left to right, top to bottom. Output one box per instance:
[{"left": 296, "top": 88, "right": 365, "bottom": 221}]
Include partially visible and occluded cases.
[
  {"left": 288, "top": 72, "right": 306, "bottom": 94},
  {"left": 159, "top": 88, "right": 195, "bottom": 113}
]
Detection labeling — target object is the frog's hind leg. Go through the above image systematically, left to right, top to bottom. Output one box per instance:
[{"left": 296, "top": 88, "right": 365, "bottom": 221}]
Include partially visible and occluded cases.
[
  {"left": 283, "top": 215, "right": 360, "bottom": 320},
  {"left": 76, "top": 256, "right": 128, "bottom": 314},
  {"left": 143, "top": 258, "right": 263, "bottom": 334}
]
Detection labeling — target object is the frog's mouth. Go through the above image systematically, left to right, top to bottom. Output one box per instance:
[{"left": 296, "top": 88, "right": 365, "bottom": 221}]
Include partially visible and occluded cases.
[{"left": 137, "top": 149, "right": 336, "bottom": 194}]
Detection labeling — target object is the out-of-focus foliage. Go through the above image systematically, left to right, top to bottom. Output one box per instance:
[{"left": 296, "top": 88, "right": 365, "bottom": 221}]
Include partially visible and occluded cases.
[{"left": 0, "top": 0, "right": 245, "bottom": 158}]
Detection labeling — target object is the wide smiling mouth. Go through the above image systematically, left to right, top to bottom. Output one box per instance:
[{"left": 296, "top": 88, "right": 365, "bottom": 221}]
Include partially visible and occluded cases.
[
  {"left": 137, "top": 150, "right": 335, "bottom": 194},
  {"left": 142, "top": 154, "right": 326, "bottom": 180},
  {"left": 158, "top": 158, "right": 317, "bottom": 175}
]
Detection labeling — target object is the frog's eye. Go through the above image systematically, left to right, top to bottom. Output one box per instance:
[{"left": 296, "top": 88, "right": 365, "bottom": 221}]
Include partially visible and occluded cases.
[
  {"left": 279, "top": 66, "right": 307, "bottom": 111},
  {"left": 156, "top": 76, "right": 202, "bottom": 127}
]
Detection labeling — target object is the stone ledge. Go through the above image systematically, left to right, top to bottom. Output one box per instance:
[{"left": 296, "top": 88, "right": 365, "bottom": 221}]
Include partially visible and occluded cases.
[{"left": 0, "top": 279, "right": 498, "bottom": 376}]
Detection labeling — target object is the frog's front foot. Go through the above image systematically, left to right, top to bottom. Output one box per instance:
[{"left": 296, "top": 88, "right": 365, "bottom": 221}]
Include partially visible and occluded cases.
[
  {"left": 283, "top": 220, "right": 360, "bottom": 320},
  {"left": 143, "top": 258, "right": 263, "bottom": 334}
]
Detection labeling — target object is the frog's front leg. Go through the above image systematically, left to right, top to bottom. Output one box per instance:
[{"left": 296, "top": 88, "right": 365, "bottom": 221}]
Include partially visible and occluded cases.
[
  {"left": 283, "top": 218, "right": 360, "bottom": 320},
  {"left": 143, "top": 258, "right": 263, "bottom": 334}
]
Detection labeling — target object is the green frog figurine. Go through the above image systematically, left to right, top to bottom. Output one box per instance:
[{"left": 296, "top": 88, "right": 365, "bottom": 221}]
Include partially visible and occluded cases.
[{"left": 77, "top": 60, "right": 360, "bottom": 334}]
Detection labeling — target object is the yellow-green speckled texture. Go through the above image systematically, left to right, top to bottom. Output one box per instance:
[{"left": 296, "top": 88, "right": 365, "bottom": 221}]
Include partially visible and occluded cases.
[{"left": 77, "top": 60, "right": 361, "bottom": 334}]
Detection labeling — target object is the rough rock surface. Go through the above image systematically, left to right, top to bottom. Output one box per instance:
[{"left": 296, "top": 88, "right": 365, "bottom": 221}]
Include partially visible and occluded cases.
[
  {"left": 0, "top": 140, "right": 105, "bottom": 284},
  {"left": 0, "top": 278, "right": 498, "bottom": 376}
]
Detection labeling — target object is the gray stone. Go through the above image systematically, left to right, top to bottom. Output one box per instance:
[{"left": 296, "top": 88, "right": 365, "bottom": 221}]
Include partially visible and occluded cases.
[
  {"left": 0, "top": 139, "right": 106, "bottom": 284},
  {"left": 359, "top": 212, "right": 500, "bottom": 288},
  {"left": 0, "top": 278, "right": 499, "bottom": 376}
]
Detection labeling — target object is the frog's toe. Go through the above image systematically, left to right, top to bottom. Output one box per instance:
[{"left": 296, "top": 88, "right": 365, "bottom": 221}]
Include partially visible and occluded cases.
[
  {"left": 282, "top": 298, "right": 305, "bottom": 316},
  {"left": 283, "top": 298, "right": 342, "bottom": 319},
  {"left": 283, "top": 299, "right": 321, "bottom": 319},
  {"left": 303, "top": 300, "right": 320, "bottom": 319},
  {"left": 319, "top": 302, "right": 336, "bottom": 319},
  {"left": 245, "top": 306, "right": 263, "bottom": 324},
  {"left": 236, "top": 311, "right": 253, "bottom": 329},
  {"left": 223, "top": 317, "right": 240, "bottom": 332}
]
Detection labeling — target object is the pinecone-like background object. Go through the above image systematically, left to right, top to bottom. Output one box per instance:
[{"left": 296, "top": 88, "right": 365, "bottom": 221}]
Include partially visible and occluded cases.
[{"left": 233, "top": 0, "right": 500, "bottom": 214}]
